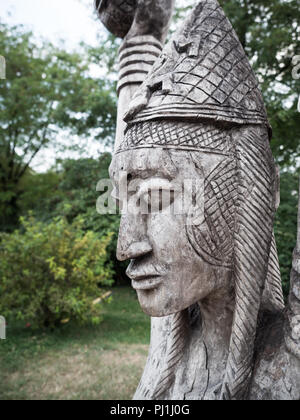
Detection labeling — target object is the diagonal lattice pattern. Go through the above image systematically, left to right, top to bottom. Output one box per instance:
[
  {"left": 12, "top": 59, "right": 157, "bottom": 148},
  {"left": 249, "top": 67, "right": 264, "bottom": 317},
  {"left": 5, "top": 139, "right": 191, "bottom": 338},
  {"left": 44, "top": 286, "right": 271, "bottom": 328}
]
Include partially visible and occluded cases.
[
  {"left": 95, "top": 0, "right": 136, "bottom": 38},
  {"left": 125, "top": 0, "right": 269, "bottom": 131},
  {"left": 118, "top": 120, "right": 233, "bottom": 154},
  {"left": 186, "top": 157, "right": 237, "bottom": 268}
]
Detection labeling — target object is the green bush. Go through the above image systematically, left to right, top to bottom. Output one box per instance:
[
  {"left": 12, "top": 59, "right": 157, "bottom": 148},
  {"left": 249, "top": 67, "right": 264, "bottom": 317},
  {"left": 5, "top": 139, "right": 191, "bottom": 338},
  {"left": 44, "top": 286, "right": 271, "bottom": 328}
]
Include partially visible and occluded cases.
[
  {"left": 19, "top": 155, "right": 130, "bottom": 286},
  {"left": 0, "top": 216, "right": 114, "bottom": 328}
]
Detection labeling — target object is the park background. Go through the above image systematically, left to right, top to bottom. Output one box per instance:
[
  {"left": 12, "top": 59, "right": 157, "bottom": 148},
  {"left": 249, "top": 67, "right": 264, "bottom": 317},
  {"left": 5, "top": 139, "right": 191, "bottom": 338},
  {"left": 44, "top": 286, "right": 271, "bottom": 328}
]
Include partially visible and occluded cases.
[{"left": 0, "top": 0, "right": 299, "bottom": 400}]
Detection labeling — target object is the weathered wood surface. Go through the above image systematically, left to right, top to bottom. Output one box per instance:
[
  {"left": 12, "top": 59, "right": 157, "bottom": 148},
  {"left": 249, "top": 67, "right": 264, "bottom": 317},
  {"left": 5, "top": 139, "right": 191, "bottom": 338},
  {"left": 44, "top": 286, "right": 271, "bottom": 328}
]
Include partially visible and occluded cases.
[{"left": 97, "top": 0, "right": 300, "bottom": 400}]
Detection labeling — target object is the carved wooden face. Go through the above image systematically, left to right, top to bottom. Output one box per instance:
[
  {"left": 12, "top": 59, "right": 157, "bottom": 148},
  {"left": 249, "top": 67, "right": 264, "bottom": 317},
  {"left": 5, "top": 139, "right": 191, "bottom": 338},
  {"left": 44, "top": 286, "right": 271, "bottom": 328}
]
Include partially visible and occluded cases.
[{"left": 110, "top": 147, "right": 232, "bottom": 317}]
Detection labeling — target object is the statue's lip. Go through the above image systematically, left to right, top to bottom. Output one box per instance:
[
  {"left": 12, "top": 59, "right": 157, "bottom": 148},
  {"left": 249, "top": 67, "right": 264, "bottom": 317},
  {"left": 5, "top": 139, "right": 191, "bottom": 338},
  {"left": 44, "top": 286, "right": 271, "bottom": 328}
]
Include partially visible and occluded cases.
[{"left": 130, "top": 275, "right": 163, "bottom": 291}]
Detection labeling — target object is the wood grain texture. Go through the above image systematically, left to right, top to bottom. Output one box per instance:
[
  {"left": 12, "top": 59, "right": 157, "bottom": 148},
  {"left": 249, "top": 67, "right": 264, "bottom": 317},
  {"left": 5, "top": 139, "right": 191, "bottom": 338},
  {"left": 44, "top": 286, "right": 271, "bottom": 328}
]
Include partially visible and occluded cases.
[{"left": 99, "top": 0, "right": 299, "bottom": 400}]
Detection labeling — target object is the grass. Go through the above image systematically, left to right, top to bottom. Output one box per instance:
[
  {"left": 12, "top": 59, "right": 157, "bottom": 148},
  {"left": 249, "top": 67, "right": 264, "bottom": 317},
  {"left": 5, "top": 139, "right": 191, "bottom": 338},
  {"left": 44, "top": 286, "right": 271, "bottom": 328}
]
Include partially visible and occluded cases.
[{"left": 0, "top": 287, "right": 150, "bottom": 400}]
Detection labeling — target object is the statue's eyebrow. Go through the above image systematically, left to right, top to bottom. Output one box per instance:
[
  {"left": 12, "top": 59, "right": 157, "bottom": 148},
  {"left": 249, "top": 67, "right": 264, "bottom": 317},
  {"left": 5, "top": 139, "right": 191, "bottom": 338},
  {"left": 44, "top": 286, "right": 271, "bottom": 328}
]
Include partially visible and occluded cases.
[
  {"left": 109, "top": 149, "right": 178, "bottom": 182},
  {"left": 126, "top": 153, "right": 178, "bottom": 180},
  {"left": 110, "top": 167, "right": 173, "bottom": 188}
]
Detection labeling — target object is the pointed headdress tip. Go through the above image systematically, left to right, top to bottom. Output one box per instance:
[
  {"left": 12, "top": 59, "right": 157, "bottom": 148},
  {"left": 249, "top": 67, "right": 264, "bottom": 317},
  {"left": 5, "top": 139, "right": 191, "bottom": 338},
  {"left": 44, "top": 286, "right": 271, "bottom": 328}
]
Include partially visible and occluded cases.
[{"left": 123, "top": 0, "right": 271, "bottom": 139}]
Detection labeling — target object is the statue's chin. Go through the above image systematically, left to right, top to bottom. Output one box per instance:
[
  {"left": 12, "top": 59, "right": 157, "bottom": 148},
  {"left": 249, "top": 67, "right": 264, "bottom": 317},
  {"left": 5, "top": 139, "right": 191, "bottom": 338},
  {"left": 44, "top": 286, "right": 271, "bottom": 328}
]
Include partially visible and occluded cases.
[
  {"left": 135, "top": 288, "right": 193, "bottom": 318},
  {"left": 140, "top": 306, "right": 180, "bottom": 318}
]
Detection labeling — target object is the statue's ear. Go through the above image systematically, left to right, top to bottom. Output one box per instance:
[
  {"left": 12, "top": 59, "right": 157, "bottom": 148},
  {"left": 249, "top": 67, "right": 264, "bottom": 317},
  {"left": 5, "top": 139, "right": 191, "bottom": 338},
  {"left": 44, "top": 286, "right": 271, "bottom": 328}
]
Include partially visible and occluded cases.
[
  {"left": 186, "top": 156, "right": 236, "bottom": 269},
  {"left": 275, "top": 165, "right": 281, "bottom": 211}
]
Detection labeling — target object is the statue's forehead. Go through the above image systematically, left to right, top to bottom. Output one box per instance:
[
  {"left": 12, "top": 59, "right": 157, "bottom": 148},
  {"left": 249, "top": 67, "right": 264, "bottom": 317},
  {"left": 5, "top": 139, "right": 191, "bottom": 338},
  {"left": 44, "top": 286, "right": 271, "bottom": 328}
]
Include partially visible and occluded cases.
[
  {"left": 110, "top": 147, "right": 226, "bottom": 183},
  {"left": 110, "top": 148, "right": 180, "bottom": 181}
]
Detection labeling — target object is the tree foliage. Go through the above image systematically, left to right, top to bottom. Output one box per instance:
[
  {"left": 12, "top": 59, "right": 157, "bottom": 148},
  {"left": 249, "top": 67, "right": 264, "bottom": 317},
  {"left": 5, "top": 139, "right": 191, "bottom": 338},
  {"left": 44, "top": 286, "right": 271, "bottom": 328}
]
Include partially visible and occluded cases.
[
  {"left": 0, "top": 23, "right": 117, "bottom": 230},
  {"left": 20, "top": 154, "right": 128, "bottom": 285},
  {"left": 0, "top": 215, "right": 114, "bottom": 329}
]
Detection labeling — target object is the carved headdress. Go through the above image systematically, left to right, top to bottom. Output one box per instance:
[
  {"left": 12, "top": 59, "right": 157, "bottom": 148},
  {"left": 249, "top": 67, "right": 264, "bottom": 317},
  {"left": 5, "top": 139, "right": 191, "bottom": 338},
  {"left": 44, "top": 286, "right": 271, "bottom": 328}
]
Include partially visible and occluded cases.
[
  {"left": 119, "top": 0, "right": 272, "bottom": 152},
  {"left": 120, "top": 0, "right": 284, "bottom": 400}
]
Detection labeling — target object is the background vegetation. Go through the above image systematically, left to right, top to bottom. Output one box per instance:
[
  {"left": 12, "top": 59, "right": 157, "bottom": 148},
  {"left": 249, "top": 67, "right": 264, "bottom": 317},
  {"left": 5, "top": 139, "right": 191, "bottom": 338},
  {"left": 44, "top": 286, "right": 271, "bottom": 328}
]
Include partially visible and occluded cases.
[
  {"left": 0, "top": 0, "right": 299, "bottom": 400},
  {"left": 0, "top": 216, "right": 114, "bottom": 328},
  {"left": 0, "top": 287, "right": 150, "bottom": 400}
]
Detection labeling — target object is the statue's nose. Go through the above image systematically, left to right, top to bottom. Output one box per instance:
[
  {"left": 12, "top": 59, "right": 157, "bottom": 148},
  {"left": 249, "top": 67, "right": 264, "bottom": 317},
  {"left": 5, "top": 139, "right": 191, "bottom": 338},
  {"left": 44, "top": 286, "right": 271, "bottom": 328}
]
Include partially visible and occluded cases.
[
  {"left": 116, "top": 214, "right": 153, "bottom": 261},
  {"left": 117, "top": 241, "right": 153, "bottom": 261}
]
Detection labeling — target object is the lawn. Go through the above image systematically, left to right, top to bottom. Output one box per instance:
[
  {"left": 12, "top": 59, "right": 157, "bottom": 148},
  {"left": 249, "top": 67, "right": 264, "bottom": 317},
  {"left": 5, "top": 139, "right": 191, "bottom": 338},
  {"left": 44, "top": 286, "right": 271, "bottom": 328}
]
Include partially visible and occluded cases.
[{"left": 0, "top": 287, "right": 150, "bottom": 400}]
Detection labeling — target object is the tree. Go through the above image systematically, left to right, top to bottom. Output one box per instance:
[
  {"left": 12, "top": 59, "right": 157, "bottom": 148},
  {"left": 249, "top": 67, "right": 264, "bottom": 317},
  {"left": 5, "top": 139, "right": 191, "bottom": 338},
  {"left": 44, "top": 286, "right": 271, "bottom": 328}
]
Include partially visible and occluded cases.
[
  {"left": 0, "top": 23, "right": 117, "bottom": 230},
  {"left": 19, "top": 170, "right": 63, "bottom": 221}
]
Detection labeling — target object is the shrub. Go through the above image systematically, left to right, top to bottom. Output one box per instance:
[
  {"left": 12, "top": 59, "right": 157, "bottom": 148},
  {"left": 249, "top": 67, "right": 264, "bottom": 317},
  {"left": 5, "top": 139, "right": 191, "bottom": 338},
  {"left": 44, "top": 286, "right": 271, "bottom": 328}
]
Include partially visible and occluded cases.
[
  {"left": 18, "top": 155, "right": 130, "bottom": 286},
  {"left": 0, "top": 216, "right": 114, "bottom": 328}
]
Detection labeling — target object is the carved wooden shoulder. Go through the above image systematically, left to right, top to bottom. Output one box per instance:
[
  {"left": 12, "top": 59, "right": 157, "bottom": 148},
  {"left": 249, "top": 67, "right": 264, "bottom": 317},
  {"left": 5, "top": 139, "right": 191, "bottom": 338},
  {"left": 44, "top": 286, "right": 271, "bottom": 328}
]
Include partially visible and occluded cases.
[{"left": 249, "top": 311, "right": 300, "bottom": 400}]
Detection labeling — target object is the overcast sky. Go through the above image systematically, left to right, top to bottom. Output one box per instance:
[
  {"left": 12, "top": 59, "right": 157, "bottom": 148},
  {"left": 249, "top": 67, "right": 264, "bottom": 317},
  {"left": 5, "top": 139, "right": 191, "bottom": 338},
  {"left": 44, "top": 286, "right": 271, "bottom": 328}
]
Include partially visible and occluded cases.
[
  {"left": 1, "top": 0, "right": 110, "bottom": 171},
  {"left": 1, "top": 0, "right": 102, "bottom": 49}
]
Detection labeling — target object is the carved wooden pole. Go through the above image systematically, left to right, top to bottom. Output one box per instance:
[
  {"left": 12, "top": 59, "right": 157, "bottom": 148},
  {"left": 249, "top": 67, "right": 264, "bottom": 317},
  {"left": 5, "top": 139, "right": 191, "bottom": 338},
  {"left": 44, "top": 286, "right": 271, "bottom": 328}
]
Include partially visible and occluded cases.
[
  {"left": 95, "top": 0, "right": 175, "bottom": 151},
  {"left": 115, "top": 36, "right": 162, "bottom": 152}
]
